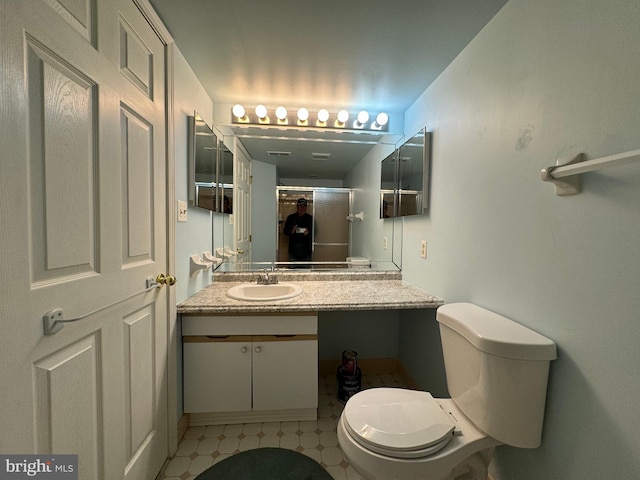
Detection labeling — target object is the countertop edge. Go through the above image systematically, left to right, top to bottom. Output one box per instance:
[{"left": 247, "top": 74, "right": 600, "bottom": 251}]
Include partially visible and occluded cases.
[
  {"left": 177, "top": 279, "right": 444, "bottom": 315},
  {"left": 177, "top": 301, "right": 443, "bottom": 315}
]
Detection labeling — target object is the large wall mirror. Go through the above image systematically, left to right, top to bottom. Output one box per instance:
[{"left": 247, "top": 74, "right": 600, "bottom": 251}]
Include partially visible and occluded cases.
[
  {"left": 209, "top": 119, "right": 408, "bottom": 272},
  {"left": 379, "top": 128, "right": 432, "bottom": 218}
]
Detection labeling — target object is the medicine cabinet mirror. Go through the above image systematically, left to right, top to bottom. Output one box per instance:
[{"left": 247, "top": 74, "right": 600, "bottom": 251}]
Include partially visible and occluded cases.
[
  {"left": 188, "top": 112, "right": 234, "bottom": 214},
  {"left": 379, "top": 128, "right": 431, "bottom": 218}
]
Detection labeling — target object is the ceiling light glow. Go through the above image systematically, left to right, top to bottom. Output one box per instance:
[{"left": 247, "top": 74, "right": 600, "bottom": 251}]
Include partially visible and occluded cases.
[
  {"left": 232, "top": 104, "right": 246, "bottom": 118},
  {"left": 255, "top": 105, "right": 268, "bottom": 119},
  {"left": 275, "top": 106, "right": 288, "bottom": 120},
  {"left": 297, "top": 108, "right": 309, "bottom": 122},
  {"left": 317, "top": 109, "right": 329, "bottom": 123},
  {"left": 375, "top": 112, "right": 389, "bottom": 126}
]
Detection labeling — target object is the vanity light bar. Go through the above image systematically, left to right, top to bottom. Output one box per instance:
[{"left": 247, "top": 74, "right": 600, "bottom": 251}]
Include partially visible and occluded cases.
[{"left": 231, "top": 105, "right": 389, "bottom": 132}]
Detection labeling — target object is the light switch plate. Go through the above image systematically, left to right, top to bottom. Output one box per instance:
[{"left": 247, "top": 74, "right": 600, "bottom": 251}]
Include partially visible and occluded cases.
[{"left": 177, "top": 200, "right": 188, "bottom": 222}]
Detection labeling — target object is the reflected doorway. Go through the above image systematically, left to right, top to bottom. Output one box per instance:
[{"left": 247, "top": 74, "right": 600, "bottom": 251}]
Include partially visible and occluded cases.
[{"left": 277, "top": 187, "right": 352, "bottom": 264}]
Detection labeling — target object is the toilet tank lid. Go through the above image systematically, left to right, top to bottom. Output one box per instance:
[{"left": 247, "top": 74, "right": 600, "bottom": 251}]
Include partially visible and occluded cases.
[{"left": 436, "top": 303, "right": 557, "bottom": 361}]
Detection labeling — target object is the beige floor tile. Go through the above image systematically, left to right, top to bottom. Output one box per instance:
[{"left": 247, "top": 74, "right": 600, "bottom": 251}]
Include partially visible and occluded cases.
[
  {"left": 157, "top": 372, "right": 407, "bottom": 479},
  {"left": 195, "top": 437, "right": 219, "bottom": 455},
  {"left": 188, "top": 456, "right": 214, "bottom": 476}
]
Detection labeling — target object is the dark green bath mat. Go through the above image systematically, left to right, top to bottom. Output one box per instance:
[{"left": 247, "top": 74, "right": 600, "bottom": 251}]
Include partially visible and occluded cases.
[{"left": 195, "top": 447, "right": 332, "bottom": 480}]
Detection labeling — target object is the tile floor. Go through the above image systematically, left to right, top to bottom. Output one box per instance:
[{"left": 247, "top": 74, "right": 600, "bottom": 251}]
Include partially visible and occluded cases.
[{"left": 158, "top": 371, "right": 408, "bottom": 480}]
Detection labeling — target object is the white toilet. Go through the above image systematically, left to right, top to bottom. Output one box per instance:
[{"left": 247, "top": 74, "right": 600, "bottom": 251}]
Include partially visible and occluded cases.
[{"left": 337, "top": 303, "right": 557, "bottom": 480}]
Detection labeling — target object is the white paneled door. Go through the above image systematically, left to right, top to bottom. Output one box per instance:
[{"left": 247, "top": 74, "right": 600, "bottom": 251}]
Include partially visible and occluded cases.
[
  {"left": 0, "top": 1, "right": 170, "bottom": 479},
  {"left": 234, "top": 144, "right": 252, "bottom": 259}
]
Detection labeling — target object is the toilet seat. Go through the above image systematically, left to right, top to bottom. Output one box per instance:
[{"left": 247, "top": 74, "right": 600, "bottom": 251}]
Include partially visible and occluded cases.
[{"left": 343, "top": 388, "right": 455, "bottom": 459}]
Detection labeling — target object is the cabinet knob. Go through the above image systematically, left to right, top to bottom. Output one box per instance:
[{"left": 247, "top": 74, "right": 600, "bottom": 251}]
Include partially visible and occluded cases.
[
  {"left": 241, "top": 346, "right": 248, "bottom": 353},
  {"left": 254, "top": 346, "right": 262, "bottom": 353}
]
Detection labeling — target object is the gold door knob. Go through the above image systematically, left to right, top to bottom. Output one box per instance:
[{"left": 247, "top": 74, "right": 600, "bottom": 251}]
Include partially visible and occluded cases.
[{"left": 156, "top": 273, "right": 177, "bottom": 286}]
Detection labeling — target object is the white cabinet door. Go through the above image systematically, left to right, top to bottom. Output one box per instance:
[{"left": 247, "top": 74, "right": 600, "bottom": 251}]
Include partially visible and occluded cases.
[
  {"left": 252, "top": 337, "right": 318, "bottom": 411},
  {"left": 183, "top": 338, "right": 252, "bottom": 413}
]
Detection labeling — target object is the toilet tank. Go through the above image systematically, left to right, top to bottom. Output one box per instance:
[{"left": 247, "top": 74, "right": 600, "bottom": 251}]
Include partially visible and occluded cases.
[{"left": 436, "top": 303, "right": 557, "bottom": 448}]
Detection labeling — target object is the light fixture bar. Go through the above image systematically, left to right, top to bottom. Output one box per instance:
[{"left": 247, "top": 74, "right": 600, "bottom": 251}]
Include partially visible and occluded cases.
[{"left": 231, "top": 105, "right": 388, "bottom": 132}]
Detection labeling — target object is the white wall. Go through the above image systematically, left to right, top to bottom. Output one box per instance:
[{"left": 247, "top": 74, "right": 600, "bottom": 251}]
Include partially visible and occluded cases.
[
  {"left": 401, "top": 0, "right": 640, "bottom": 478},
  {"left": 172, "top": 46, "right": 215, "bottom": 420},
  {"left": 173, "top": 47, "right": 215, "bottom": 303},
  {"left": 345, "top": 143, "right": 399, "bottom": 267},
  {"left": 250, "top": 160, "right": 278, "bottom": 262},
  {"left": 279, "top": 177, "right": 344, "bottom": 188},
  {"left": 318, "top": 311, "right": 399, "bottom": 361}
]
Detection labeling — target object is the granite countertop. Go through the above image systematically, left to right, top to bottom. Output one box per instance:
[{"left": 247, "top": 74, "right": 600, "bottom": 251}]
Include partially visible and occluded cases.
[{"left": 177, "top": 272, "right": 443, "bottom": 314}]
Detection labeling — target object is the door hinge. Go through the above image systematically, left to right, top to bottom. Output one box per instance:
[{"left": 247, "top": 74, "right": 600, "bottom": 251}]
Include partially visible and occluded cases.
[
  {"left": 249, "top": 175, "right": 253, "bottom": 185},
  {"left": 249, "top": 234, "right": 252, "bottom": 242}
]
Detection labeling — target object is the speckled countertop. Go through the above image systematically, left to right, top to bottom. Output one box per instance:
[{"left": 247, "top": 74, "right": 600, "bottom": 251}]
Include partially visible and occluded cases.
[{"left": 177, "top": 271, "right": 443, "bottom": 314}]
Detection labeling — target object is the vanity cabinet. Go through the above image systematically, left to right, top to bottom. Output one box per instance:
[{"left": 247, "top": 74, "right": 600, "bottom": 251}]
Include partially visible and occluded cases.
[
  {"left": 182, "top": 313, "right": 318, "bottom": 425},
  {"left": 183, "top": 337, "right": 252, "bottom": 413}
]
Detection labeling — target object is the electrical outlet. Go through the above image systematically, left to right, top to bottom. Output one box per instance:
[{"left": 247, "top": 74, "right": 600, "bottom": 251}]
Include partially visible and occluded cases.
[
  {"left": 177, "top": 200, "right": 188, "bottom": 222},
  {"left": 383, "top": 236, "right": 388, "bottom": 250},
  {"left": 420, "top": 240, "right": 427, "bottom": 258}
]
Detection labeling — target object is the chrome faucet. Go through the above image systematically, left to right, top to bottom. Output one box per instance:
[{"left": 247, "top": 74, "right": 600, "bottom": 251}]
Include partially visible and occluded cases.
[{"left": 257, "top": 267, "right": 278, "bottom": 285}]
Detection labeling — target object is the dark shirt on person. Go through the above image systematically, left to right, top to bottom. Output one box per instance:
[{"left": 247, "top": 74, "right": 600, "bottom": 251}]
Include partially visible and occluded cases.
[{"left": 283, "top": 212, "right": 313, "bottom": 261}]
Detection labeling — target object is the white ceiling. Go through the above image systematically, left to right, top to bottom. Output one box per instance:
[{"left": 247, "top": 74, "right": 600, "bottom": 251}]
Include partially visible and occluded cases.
[{"left": 148, "top": 0, "right": 507, "bottom": 179}]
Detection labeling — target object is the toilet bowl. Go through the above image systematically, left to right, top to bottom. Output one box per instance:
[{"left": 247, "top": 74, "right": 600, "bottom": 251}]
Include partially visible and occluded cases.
[
  {"left": 337, "top": 303, "right": 557, "bottom": 480},
  {"left": 337, "top": 389, "right": 500, "bottom": 480}
]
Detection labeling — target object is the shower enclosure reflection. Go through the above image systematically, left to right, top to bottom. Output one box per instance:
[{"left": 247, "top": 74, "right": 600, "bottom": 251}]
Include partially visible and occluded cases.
[{"left": 277, "top": 187, "right": 351, "bottom": 264}]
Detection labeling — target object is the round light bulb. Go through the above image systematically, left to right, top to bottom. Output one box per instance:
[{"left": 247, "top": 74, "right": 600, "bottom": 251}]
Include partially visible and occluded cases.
[
  {"left": 232, "top": 104, "right": 246, "bottom": 118},
  {"left": 255, "top": 104, "right": 268, "bottom": 119},
  {"left": 275, "top": 106, "right": 288, "bottom": 120},
  {"left": 297, "top": 107, "right": 309, "bottom": 122},
  {"left": 317, "top": 109, "right": 329, "bottom": 123},
  {"left": 337, "top": 110, "right": 349, "bottom": 123},
  {"left": 357, "top": 110, "right": 370, "bottom": 125},
  {"left": 375, "top": 112, "right": 389, "bottom": 126}
]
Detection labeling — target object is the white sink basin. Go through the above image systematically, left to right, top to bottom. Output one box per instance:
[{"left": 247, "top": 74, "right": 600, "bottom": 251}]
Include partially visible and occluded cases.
[{"left": 226, "top": 282, "right": 303, "bottom": 301}]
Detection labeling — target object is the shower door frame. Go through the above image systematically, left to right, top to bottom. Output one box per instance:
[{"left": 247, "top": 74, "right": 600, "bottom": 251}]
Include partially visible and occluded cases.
[{"left": 276, "top": 186, "right": 354, "bottom": 266}]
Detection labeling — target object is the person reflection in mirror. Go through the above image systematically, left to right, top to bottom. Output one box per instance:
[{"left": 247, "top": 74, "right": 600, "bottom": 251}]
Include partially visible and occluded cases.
[
  {"left": 223, "top": 195, "right": 232, "bottom": 214},
  {"left": 284, "top": 198, "right": 313, "bottom": 265},
  {"left": 382, "top": 200, "right": 390, "bottom": 218}
]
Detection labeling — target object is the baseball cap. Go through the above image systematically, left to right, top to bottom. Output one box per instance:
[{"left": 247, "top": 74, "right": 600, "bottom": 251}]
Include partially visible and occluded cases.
[{"left": 297, "top": 198, "right": 308, "bottom": 206}]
